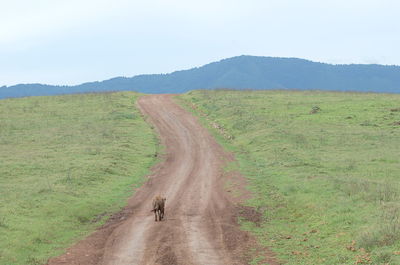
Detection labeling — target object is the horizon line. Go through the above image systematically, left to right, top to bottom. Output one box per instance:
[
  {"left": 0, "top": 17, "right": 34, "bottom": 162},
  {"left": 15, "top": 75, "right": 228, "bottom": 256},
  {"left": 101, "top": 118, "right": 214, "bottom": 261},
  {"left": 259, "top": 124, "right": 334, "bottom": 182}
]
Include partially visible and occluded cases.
[{"left": 2, "top": 55, "right": 399, "bottom": 88}]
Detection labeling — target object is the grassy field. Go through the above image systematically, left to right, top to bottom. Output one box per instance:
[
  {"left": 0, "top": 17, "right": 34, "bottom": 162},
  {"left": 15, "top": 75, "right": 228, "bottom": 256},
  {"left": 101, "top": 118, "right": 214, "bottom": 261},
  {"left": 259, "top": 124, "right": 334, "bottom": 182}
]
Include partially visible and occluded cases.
[
  {"left": 179, "top": 90, "right": 400, "bottom": 264},
  {"left": 0, "top": 92, "right": 158, "bottom": 265}
]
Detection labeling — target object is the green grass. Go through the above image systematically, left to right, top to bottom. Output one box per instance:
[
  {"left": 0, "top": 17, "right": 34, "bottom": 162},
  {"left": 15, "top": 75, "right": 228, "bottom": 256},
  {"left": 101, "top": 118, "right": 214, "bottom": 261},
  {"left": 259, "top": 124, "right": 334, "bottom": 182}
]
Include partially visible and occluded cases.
[
  {"left": 178, "top": 90, "right": 400, "bottom": 264},
  {"left": 0, "top": 92, "right": 158, "bottom": 265}
]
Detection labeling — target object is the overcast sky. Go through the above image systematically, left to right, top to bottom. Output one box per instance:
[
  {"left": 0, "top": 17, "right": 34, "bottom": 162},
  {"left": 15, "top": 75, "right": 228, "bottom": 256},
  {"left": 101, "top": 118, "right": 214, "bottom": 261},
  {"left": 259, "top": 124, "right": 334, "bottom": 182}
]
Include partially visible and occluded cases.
[{"left": 1, "top": 0, "right": 399, "bottom": 86}]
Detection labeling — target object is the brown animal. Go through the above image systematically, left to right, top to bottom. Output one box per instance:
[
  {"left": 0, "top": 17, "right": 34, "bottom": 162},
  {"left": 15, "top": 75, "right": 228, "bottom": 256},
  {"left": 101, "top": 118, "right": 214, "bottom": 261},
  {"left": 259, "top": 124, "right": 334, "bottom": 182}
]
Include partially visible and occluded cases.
[{"left": 151, "top": 195, "right": 166, "bottom": 221}]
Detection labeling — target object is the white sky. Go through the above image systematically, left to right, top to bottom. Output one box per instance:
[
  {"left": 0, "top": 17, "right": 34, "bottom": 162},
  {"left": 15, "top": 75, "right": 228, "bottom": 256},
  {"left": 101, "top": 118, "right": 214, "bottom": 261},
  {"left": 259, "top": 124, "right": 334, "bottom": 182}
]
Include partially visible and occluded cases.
[{"left": 0, "top": 0, "right": 399, "bottom": 86}]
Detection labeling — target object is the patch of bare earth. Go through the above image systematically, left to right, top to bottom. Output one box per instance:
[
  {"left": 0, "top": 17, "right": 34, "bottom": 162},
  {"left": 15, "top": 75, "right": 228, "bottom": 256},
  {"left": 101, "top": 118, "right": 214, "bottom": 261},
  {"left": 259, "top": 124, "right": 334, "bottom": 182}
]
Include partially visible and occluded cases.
[{"left": 47, "top": 95, "right": 278, "bottom": 265}]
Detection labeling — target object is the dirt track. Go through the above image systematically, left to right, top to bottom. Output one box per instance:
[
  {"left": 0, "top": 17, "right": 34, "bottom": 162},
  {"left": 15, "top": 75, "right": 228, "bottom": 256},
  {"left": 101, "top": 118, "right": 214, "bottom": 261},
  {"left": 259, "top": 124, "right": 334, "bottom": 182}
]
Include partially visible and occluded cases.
[{"left": 48, "top": 95, "right": 277, "bottom": 265}]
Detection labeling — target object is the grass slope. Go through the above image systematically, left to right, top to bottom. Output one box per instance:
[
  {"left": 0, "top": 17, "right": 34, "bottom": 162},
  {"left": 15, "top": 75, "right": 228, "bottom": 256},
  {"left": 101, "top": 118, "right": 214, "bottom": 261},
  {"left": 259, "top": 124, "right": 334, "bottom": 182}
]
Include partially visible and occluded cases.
[
  {"left": 179, "top": 90, "right": 400, "bottom": 264},
  {"left": 0, "top": 92, "right": 158, "bottom": 265}
]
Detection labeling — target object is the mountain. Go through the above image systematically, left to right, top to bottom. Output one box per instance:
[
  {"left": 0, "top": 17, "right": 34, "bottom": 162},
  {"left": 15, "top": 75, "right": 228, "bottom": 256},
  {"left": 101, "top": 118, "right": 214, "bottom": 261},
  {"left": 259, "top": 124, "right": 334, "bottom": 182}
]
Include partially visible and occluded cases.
[{"left": 1, "top": 55, "right": 400, "bottom": 99}]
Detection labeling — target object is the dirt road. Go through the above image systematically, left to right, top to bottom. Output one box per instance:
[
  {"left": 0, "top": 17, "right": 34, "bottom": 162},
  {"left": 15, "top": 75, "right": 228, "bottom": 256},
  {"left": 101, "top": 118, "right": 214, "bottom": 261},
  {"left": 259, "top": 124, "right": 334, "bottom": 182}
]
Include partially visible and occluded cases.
[{"left": 48, "top": 95, "right": 277, "bottom": 265}]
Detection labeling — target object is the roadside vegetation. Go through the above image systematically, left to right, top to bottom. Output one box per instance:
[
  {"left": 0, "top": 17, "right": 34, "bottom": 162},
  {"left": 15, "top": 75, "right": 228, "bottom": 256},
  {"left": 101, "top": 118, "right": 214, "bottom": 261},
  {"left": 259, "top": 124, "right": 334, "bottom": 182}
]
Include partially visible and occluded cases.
[
  {"left": 179, "top": 90, "right": 400, "bottom": 264},
  {"left": 0, "top": 92, "right": 158, "bottom": 265}
]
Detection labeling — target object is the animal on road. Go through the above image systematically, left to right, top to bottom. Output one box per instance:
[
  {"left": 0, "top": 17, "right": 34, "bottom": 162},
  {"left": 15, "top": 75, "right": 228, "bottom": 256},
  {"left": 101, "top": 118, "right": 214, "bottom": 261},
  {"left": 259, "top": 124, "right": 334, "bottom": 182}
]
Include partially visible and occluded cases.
[{"left": 151, "top": 195, "right": 166, "bottom": 221}]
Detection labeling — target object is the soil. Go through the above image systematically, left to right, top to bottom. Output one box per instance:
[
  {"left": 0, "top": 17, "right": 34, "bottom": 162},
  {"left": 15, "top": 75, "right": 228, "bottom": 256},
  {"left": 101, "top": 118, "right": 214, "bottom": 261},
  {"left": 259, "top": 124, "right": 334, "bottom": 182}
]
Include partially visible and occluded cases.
[{"left": 47, "top": 95, "right": 278, "bottom": 265}]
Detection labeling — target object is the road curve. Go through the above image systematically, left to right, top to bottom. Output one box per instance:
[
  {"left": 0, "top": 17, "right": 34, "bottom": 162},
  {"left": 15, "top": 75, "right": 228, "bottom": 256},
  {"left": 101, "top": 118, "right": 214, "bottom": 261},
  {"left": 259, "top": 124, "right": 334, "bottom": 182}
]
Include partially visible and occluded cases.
[{"left": 48, "top": 94, "right": 276, "bottom": 265}]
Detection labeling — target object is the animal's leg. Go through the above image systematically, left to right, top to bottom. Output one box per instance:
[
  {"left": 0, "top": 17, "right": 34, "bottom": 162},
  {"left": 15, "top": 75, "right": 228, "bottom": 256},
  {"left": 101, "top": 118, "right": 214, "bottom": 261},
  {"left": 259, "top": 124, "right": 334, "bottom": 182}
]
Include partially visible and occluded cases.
[{"left": 154, "top": 210, "right": 158, "bottom": 221}]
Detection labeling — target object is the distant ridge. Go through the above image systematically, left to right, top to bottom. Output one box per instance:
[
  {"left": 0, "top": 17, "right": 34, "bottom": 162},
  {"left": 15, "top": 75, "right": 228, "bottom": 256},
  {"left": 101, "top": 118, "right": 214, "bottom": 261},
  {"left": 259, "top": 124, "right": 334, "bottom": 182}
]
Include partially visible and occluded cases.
[{"left": 1, "top": 55, "right": 400, "bottom": 99}]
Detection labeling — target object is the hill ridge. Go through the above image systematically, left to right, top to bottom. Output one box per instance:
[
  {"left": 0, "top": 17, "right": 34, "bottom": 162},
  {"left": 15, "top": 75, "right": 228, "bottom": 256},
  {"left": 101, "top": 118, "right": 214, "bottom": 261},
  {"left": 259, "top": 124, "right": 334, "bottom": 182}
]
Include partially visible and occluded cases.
[{"left": 1, "top": 55, "right": 400, "bottom": 98}]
